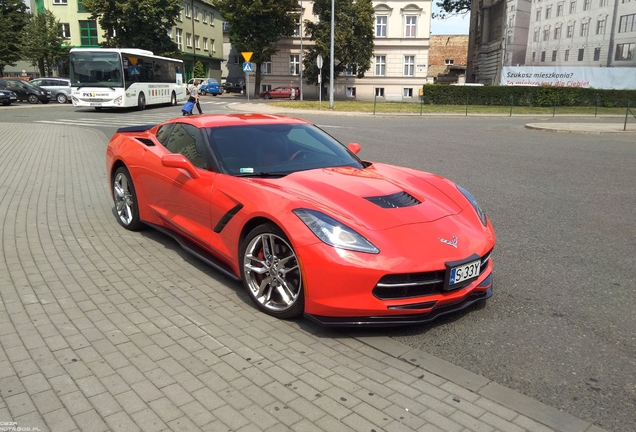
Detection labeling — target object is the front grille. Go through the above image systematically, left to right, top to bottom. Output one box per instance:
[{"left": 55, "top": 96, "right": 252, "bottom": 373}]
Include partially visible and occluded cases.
[
  {"left": 365, "top": 191, "right": 421, "bottom": 208},
  {"left": 373, "top": 248, "right": 493, "bottom": 300}
]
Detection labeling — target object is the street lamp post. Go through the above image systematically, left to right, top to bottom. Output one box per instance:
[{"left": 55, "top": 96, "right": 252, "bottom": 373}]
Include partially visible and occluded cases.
[
  {"left": 191, "top": 0, "right": 196, "bottom": 79},
  {"left": 299, "top": 0, "right": 304, "bottom": 101},
  {"left": 329, "top": 0, "right": 334, "bottom": 109}
]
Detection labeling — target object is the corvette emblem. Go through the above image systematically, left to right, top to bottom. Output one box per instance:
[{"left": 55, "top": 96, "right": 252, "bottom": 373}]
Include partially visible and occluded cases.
[{"left": 439, "top": 235, "right": 458, "bottom": 248}]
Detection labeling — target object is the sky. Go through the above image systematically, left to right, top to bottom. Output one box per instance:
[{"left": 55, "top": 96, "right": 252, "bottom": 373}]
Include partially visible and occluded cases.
[{"left": 430, "top": 5, "right": 470, "bottom": 35}]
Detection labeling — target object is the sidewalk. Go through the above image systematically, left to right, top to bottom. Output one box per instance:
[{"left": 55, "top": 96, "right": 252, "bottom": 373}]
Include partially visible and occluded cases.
[
  {"left": 228, "top": 101, "right": 635, "bottom": 135},
  {"left": 0, "top": 123, "right": 609, "bottom": 432}
]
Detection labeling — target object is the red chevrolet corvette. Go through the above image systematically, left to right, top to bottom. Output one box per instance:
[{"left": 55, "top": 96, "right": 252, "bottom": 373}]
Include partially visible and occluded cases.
[{"left": 106, "top": 114, "right": 495, "bottom": 325}]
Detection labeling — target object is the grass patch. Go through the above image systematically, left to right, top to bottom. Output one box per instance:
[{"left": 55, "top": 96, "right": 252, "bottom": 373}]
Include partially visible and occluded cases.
[{"left": 270, "top": 100, "right": 627, "bottom": 116}]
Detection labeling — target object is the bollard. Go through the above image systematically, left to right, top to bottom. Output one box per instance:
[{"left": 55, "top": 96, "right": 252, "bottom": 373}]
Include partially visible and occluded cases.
[
  {"left": 465, "top": 95, "right": 469, "bottom": 116},
  {"left": 510, "top": 95, "right": 513, "bottom": 117}
]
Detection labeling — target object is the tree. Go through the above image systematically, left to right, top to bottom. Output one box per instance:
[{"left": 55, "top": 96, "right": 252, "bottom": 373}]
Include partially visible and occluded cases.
[
  {"left": 0, "top": 0, "right": 29, "bottom": 75},
  {"left": 82, "top": 0, "right": 181, "bottom": 56},
  {"left": 213, "top": 0, "right": 299, "bottom": 96},
  {"left": 303, "top": 0, "right": 374, "bottom": 96},
  {"left": 433, "top": 0, "right": 471, "bottom": 19},
  {"left": 22, "top": 10, "right": 70, "bottom": 77},
  {"left": 193, "top": 60, "right": 205, "bottom": 78}
]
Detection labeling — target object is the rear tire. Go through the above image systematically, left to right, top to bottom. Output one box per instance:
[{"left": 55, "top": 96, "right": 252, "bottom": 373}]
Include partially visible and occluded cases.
[
  {"left": 56, "top": 93, "right": 68, "bottom": 104},
  {"left": 264, "top": 93, "right": 271, "bottom": 99},
  {"left": 28, "top": 95, "right": 39, "bottom": 104},
  {"left": 112, "top": 167, "right": 143, "bottom": 231}
]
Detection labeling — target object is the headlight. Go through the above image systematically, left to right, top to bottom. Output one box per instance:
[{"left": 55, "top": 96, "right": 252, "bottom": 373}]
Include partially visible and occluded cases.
[
  {"left": 113, "top": 96, "right": 122, "bottom": 105},
  {"left": 457, "top": 185, "right": 487, "bottom": 226},
  {"left": 293, "top": 209, "right": 380, "bottom": 254}
]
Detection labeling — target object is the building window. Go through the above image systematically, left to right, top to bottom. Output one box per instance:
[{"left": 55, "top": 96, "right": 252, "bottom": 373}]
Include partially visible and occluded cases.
[
  {"left": 53, "top": 0, "right": 67, "bottom": 4},
  {"left": 77, "top": 0, "right": 87, "bottom": 12},
  {"left": 570, "top": 0, "right": 576, "bottom": 13},
  {"left": 583, "top": 0, "right": 591, "bottom": 10},
  {"left": 599, "top": 0, "right": 608, "bottom": 5},
  {"left": 185, "top": 3, "right": 191, "bottom": 18},
  {"left": 557, "top": 4, "right": 563, "bottom": 16},
  {"left": 511, "top": 5, "right": 516, "bottom": 11},
  {"left": 194, "top": 6, "right": 199, "bottom": 21},
  {"left": 545, "top": 6, "right": 552, "bottom": 18},
  {"left": 177, "top": 7, "right": 183, "bottom": 22},
  {"left": 536, "top": 8, "right": 541, "bottom": 20},
  {"left": 203, "top": 11, "right": 208, "bottom": 24},
  {"left": 210, "top": 13, "right": 215, "bottom": 26},
  {"left": 618, "top": 14, "right": 635, "bottom": 32},
  {"left": 376, "top": 16, "right": 387, "bottom": 37},
  {"left": 405, "top": 16, "right": 416, "bottom": 37},
  {"left": 509, "top": 16, "right": 514, "bottom": 27},
  {"left": 597, "top": 19, "right": 606, "bottom": 34},
  {"left": 79, "top": 20, "right": 98, "bottom": 46},
  {"left": 223, "top": 21, "right": 229, "bottom": 32},
  {"left": 581, "top": 21, "right": 589, "bottom": 36},
  {"left": 60, "top": 23, "right": 71, "bottom": 38},
  {"left": 567, "top": 23, "right": 574, "bottom": 37},
  {"left": 554, "top": 26, "right": 562, "bottom": 39},
  {"left": 167, "top": 28, "right": 172, "bottom": 40},
  {"left": 176, "top": 28, "right": 182, "bottom": 50},
  {"left": 534, "top": 28, "right": 540, "bottom": 42},
  {"left": 543, "top": 28, "right": 550, "bottom": 41},
  {"left": 507, "top": 32, "right": 513, "bottom": 44},
  {"left": 186, "top": 33, "right": 192, "bottom": 48},
  {"left": 195, "top": 35, "right": 200, "bottom": 49},
  {"left": 203, "top": 37, "right": 208, "bottom": 51},
  {"left": 211, "top": 39, "right": 215, "bottom": 52},
  {"left": 615, "top": 43, "right": 634, "bottom": 60},
  {"left": 593, "top": 47, "right": 601, "bottom": 60},
  {"left": 578, "top": 48, "right": 584, "bottom": 61},
  {"left": 565, "top": 49, "right": 570, "bottom": 61},
  {"left": 552, "top": 50, "right": 558, "bottom": 61},
  {"left": 532, "top": 51, "right": 536, "bottom": 62},
  {"left": 541, "top": 51, "right": 546, "bottom": 61},
  {"left": 233, "top": 55, "right": 239, "bottom": 64},
  {"left": 289, "top": 55, "right": 300, "bottom": 75},
  {"left": 375, "top": 55, "right": 386, "bottom": 76},
  {"left": 404, "top": 56, "right": 414, "bottom": 76},
  {"left": 445, "top": 59, "right": 454, "bottom": 65},
  {"left": 261, "top": 60, "right": 272, "bottom": 74},
  {"left": 345, "top": 64, "right": 357, "bottom": 76},
  {"left": 262, "top": 84, "right": 272, "bottom": 92},
  {"left": 347, "top": 87, "right": 356, "bottom": 97},
  {"left": 375, "top": 88, "right": 385, "bottom": 97},
  {"left": 403, "top": 88, "right": 413, "bottom": 98}
]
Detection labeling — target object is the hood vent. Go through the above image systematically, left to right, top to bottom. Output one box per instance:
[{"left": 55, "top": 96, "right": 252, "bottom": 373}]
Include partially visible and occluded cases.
[{"left": 365, "top": 191, "right": 421, "bottom": 209}]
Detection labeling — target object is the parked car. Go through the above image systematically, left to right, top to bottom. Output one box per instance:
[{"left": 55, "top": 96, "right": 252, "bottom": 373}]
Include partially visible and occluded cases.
[
  {"left": 29, "top": 77, "right": 72, "bottom": 103},
  {"left": 187, "top": 78, "right": 221, "bottom": 96},
  {"left": 0, "top": 79, "right": 52, "bottom": 104},
  {"left": 223, "top": 82, "right": 245, "bottom": 94},
  {"left": 260, "top": 86, "right": 300, "bottom": 100},
  {"left": 0, "top": 89, "right": 18, "bottom": 106},
  {"left": 106, "top": 114, "right": 495, "bottom": 325}
]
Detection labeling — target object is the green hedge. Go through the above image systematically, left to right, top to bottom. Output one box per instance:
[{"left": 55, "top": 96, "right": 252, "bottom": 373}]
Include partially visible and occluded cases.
[{"left": 420, "top": 84, "right": 636, "bottom": 107}]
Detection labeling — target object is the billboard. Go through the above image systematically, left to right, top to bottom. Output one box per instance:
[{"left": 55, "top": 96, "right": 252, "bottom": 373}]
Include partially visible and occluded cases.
[{"left": 501, "top": 66, "right": 636, "bottom": 90}]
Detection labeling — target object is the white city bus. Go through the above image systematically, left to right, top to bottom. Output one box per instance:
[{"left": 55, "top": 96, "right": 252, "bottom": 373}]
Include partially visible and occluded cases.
[{"left": 69, "top": 48, "right": 186, "bottom": 110}]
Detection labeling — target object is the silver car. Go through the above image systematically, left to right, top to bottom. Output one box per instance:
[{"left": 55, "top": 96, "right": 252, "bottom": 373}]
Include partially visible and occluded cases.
[{"left": 30, "top": 77, "right": 72, "bottom": 104}]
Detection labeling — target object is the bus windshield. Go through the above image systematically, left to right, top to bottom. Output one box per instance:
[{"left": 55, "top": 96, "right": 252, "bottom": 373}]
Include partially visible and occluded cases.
[{"left": 69, "top": 51, "right": 123, "bottom": 88}]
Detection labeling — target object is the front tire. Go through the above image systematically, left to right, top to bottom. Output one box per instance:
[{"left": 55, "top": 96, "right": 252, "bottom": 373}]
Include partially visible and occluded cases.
[
  {"left": 170, "top": 91, "right": 177, "bottom": 106},
  {"left": 137, "top": 92, "right": 146, "bottom": 111},
  {"left": 112, "top": 167, "right": 143, "bottom": 231},
  {"left": 240, "top": 224, "right": 304, "bottom": 319}
]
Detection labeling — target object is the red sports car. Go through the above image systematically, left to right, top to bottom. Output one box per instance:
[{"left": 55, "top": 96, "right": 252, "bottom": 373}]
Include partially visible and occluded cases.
[
  {"left": 259, "top": 86, "right": 300, "bottom": 100},
  {"left": 106, "top": 114, "right": 495, "bottom": 325}
]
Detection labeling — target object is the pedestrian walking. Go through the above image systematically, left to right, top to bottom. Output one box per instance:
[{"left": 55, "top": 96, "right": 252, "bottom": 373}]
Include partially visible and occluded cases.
[{"left": 189, "top": 80, "right": 203, "bottom": 115}]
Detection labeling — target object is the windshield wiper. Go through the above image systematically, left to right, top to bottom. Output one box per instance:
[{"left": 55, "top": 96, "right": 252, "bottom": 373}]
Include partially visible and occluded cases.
[{"left": 234, "top": 171, "right": 288, "bottom": 178}]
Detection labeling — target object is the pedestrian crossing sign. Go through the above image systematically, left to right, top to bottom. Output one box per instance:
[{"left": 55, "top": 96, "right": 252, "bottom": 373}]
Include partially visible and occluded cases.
[{"left": 242, "top": 62, "right": 254, "bottom": 73}]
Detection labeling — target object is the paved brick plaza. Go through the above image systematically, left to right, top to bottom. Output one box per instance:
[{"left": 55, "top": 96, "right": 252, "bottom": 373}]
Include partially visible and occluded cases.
[{"left": 0, "top": 123, "right": 604, "bottom": 432}]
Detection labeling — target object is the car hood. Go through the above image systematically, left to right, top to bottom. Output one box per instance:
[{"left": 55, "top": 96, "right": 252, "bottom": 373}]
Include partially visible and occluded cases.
[{"left": 252, "top": 164, "right": 466, "bottom": 231}]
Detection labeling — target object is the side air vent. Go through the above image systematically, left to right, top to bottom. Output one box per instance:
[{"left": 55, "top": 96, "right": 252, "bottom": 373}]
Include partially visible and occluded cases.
[
  {"left": 135, "top": 138, "right": 155, "bottom": 147},
  {"left": 365, "top": 191, "right": 420, "bottom": 209}
]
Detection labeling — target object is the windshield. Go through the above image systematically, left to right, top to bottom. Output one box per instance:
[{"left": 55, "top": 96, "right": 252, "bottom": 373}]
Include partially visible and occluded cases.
[
  {"left": 69, "top": 52, "right": 123, "bottom": 88},
  {"left": 206, "top": 123, "right": 363, "bottom": 177}
]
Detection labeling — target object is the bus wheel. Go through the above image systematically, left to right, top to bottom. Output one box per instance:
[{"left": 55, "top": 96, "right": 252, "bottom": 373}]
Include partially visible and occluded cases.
[
  {"left": 170, "top": 92, "right": 177, "bottom": 106},
  {"left": 137, "top": 93, "right": 146, "bottom": 111},
  {"left": 94, "top": 107, "right": 102, "bottom": 111}
]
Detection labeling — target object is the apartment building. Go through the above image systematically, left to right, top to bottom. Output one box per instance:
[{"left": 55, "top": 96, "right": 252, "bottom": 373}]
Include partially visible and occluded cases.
[
  {"left": 28, "top": 0, "right": 223, "bottom": 80},
  {"left": 234, "top": 0, "right": 432, "bottom": 100},
  {"left": 525, "top": 0, "right": 636, "bottom": 66},
  {"left": 427, "top": 35, "right": 469, "bottom": 83}
]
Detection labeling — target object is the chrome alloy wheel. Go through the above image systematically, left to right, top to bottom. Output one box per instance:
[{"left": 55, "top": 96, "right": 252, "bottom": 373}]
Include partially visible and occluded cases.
[
  {"left": 113, "top": 172, "right": 135, "bottom": 226},
  {"left": 243, "top": 233, "right": 302, "bottom": 313}
]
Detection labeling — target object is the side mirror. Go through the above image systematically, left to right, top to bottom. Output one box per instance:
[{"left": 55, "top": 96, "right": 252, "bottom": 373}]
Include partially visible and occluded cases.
[
  {"left": 347, "top": 143, "right": 361, "bottom": 155},
  {"left": 161, "top": 154, "right": 201, "bottom": 179}
]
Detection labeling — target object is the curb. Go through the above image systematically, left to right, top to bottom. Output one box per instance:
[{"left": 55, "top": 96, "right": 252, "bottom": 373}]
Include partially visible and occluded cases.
[
  {"left": 525, "top": 123, "right": 636, "bottom": 134},
  {"left": 355, "top": 336, "right": 607, "bottom": 432}
]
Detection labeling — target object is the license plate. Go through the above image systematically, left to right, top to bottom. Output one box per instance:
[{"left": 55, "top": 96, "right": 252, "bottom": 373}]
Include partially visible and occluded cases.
[
  {"left": 10, "top": 97, "right": 16, "bottom": 100},
  {"left": 90, "top": 102, "right": 102, "bottom": 106},
  {"left": 450, "top": 259, "right": 480, "bottom": 286}
]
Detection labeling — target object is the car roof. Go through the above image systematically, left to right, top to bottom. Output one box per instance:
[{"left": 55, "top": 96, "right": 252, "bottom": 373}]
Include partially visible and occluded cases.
[{"left": 162, "top": 113, "right": 311, "bottom": 129}]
